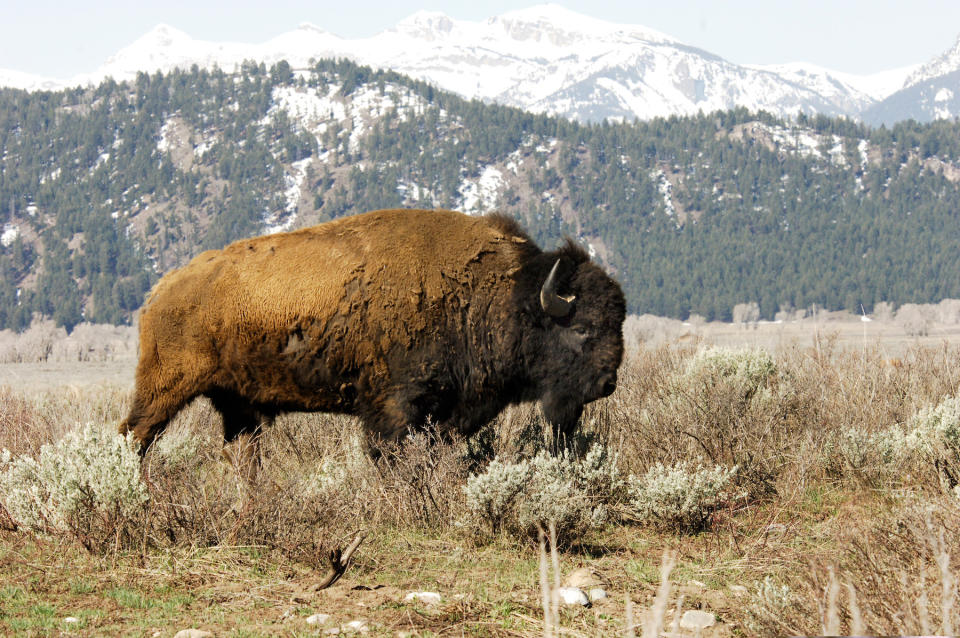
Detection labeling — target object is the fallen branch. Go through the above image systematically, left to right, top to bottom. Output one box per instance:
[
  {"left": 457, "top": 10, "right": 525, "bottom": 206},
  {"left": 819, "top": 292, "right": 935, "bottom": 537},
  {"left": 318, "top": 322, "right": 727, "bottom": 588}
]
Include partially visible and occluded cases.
[{"left": 315, "top": 532, "right": 366, "bottom": 590}]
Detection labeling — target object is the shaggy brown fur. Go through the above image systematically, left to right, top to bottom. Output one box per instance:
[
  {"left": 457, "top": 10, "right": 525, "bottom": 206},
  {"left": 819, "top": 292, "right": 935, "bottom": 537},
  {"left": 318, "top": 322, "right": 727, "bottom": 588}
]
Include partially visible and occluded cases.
[{"left": 120, "top": 208, "right": 625, "bottom": 457}]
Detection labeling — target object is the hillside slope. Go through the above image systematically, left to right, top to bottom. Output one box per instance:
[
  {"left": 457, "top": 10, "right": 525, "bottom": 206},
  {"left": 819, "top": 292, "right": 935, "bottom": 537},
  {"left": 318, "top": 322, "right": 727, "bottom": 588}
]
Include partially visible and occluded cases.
[{"left": 3, "top": 60, "right": 960, "bottom": 328}]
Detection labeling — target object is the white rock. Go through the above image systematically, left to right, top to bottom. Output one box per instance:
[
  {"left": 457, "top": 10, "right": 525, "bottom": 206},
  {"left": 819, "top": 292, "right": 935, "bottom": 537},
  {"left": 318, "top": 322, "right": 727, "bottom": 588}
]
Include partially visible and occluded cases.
[
  {"left": 687, "top": 579, "right": 707, "bottom": 588},
  {"left": 730, "top": 584, "right": 748, "bottom": 595},
  {"left": 556, "top": 587, "right": 590, "bottom": 606},
  {"left": 588, "top": 587, "right": 608, "bottom": 602},
  {"left": 404, "top": 591, "right": 442, "bottom": 605},
  {"left": 679, "top": 609, "right": 716, "bottom": 631},
  {"left": 306, "top": 613, "right": 331, "bottom": 624},
  {"left": 63, "top": 617, "right": 79, "bottom": 624},
  {"left": 324, "top": 620, "right": 369, "bottom": 634},
  {"left": 345, "top": 620, "right": 369, "bottom": 632},
  {"left": 174, "top": 631, "right": 213, "bottom": 638}
]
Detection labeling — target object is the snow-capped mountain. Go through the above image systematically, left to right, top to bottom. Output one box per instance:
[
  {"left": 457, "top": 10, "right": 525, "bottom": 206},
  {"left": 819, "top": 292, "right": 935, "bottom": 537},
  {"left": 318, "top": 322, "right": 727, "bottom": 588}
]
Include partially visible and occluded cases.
[
  {"left": 0, "top": 4, "right": 943, "bottom": 124},
  {"left": 858, "top": 34, "right": 960, "bottom": 126},
  {"left": 904, "top": 34, "right": 960, "bottom": 89},
  {"left": 862, "top": 69, "right": 960, "bottom": 126}
]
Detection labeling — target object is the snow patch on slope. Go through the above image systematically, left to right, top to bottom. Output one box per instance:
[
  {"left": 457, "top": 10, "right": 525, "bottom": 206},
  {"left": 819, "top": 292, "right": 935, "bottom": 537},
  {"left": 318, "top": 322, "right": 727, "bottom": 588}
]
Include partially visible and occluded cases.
[
  {"left": 156, "top": 120, "right": 174, "bottom": 153},
  {"left": 265, "top": 157, "right": 312, "bottom": 234},
  {"left": 457, "top": 166, "right": 504, "bottom": 214},
  {"left": 650, "top": 169, "right": 675, "bottom": 217},
  {"left": 397, "top": 180, "right": 440, "bottom": 207},
  {"left": 1, "top": 224, "right": 20, "bottom": 247}
]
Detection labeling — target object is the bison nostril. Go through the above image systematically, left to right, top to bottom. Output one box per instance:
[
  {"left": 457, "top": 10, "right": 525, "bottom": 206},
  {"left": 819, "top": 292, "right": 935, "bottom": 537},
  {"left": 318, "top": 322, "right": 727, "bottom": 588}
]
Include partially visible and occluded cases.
[{"left": 598, "top": 374, "right": 617, "bottom": 397}]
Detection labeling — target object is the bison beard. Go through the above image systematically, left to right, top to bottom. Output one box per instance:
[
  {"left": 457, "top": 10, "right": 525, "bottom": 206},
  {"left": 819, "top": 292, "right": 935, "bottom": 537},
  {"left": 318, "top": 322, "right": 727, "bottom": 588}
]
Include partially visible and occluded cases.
[{"left": 119, "top": 209, "right": 626, "bottom": 463}]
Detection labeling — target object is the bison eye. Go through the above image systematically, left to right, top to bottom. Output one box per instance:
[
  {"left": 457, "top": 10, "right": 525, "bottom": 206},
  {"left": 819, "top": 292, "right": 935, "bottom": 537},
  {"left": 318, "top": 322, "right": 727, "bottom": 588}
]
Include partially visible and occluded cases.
[{"left": 560, "top": 326, "right": 589, "bottom": 353}]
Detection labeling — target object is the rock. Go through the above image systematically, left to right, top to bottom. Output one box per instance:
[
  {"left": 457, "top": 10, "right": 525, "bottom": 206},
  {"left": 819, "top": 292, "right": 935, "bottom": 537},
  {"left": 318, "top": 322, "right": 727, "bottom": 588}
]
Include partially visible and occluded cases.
[
  {"left": 563, "top": 567, "right": 603, "bottom": 589},
  {"left": 687, "top": 579, "right": 707, "bottom": 588},
  {"left": 730, "top": 584, "right": 748, "bottom": 595},
  {"left": 556, "top": 587, "right": 590, "bottom": 606},
  {"left": 588, "top": 587, "right": 608, "bottom": 602},
  {"left": 404, "top": 591, "right": 442, "bottom": 605},
  {"left": 679, "top": 609, "right": 716, "bottom": 631},
  {"left": 306, "top": 613, "right": 331, "bottom": 625},
  {"left": 63, "top": 617, "right": 79, "bottom": 624},
  {"left": 324, "top": 620, "right": 369, "bottom": 634},
  {"left": 174, "top": 631, "right": 213, "bottom": 638}
]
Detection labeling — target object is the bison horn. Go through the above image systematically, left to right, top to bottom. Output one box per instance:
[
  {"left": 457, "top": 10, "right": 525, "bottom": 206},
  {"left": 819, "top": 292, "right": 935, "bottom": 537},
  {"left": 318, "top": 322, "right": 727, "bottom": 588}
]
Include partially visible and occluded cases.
[{"left": 540, "top": 259, "right": 575, "bottom": 318}]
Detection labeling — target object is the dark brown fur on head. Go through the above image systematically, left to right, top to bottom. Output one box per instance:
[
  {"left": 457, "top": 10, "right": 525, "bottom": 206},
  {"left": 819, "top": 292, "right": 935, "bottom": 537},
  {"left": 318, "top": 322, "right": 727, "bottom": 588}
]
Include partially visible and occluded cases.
[{"left": 119, "top": 208, "right": 626, "bottom": 458}]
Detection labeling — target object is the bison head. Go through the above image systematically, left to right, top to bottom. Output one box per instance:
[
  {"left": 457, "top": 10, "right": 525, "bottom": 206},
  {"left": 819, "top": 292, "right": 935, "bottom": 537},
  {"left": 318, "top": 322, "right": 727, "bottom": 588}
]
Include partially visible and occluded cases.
[{"left": 521, "top": 244, "right": 626, "bottom": 441}]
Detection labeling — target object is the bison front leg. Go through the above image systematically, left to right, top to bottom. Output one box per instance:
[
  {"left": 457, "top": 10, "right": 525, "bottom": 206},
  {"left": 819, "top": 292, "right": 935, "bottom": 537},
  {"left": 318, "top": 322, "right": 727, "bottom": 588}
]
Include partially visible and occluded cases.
[
  {"left": 120, "top": 385, "right": 199, "bottom": 456},
  {"left": 208, "top": 390, "right": 273, "bottom": 489},
  {"left": 221, "top": 428, "right": 267, "bottom": 487}
]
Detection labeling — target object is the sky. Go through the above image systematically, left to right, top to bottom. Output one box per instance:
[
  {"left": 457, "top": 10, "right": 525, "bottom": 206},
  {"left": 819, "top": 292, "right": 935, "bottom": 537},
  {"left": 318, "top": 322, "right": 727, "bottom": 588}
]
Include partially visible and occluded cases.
[{"left": 3, "top": 0, "right": 960, "bottom": 78}]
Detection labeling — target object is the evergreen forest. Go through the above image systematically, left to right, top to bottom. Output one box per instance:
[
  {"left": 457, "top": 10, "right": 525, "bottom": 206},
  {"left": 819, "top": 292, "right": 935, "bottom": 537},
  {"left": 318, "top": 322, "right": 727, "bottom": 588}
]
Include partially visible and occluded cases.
[{"left": 2, "top": 57, "right": 960, "bottom": 329}]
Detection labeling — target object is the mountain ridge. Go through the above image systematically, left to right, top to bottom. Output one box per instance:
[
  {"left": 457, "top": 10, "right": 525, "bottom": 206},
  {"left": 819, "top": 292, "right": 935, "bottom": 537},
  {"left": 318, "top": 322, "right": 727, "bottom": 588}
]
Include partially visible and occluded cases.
[{"left": 1, "top": 5, "right": 943, "bottom": 124}]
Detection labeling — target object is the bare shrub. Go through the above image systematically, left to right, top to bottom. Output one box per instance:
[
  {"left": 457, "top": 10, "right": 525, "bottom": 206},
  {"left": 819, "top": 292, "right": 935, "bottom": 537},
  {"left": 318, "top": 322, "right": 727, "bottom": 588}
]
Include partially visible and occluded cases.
[
  {"left": 938, "top": 299, "right": 960, "bottom": 325},
  {"left": 733, "top": 301, "right": 760, "bottom": 328},
  {"left": 873, "top": 301, "right": 895, "bottom": 321},
  {"left": 775, "top": 303, "right": 805, "bottom": 322},
  {"left": 897, "top": 303, "right": 933, "bottom": 337},
  {"left": 623, "top": 314, "right": 688, "bottom": 348},
  {"left": 0, "top": 320, "right": 137, "bottom": 363},
  {"left": 0, "top": 321, "right": 64, "bottom": 362},
  {"left": 51, "top": 322, "right": 138, "bottom": 362},
  {"left": 620, "top": 345, "right": 799, "bottom": 496},
  {"left": 0, "top": 384, "right": 133, "bottom": 463},
  {"left": 0, "top": 388, "right": 49, "bottom": 457},
  {"left": 471, "top": 400, "right": 550, "bottom": 460},
  {"left": 375, "top": 426, "right": 470, "bottom": 528},
  {"left": 741, "top": 498, "right": 960, "bottom": 636}
]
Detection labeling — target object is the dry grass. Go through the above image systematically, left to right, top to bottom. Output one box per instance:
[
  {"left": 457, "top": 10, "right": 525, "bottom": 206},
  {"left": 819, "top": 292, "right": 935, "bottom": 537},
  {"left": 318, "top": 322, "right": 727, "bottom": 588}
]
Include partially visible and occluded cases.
[{"left": 3, "top": 337, "right": 960, "bottom": 635}]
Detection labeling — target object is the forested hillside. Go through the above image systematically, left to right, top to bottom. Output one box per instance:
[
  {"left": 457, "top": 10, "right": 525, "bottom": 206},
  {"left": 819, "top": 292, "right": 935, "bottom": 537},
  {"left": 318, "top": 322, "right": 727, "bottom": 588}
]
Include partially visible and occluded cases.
[{"left": 2, "top": 57, "right": 960, "bottom": 329}]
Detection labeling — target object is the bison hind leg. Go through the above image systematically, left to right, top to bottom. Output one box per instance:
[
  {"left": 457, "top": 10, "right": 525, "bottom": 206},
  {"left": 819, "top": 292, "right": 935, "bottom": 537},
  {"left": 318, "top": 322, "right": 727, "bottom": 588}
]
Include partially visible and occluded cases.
[{"left": 207, "top": 389, "right": 274, "bottom": 486}]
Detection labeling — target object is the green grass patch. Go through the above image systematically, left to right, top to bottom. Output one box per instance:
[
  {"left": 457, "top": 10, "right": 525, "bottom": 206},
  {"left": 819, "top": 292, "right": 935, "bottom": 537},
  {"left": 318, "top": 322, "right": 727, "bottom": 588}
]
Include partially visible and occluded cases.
[{"left": 107, "top": 586, "right": 154, "bottom": 609}]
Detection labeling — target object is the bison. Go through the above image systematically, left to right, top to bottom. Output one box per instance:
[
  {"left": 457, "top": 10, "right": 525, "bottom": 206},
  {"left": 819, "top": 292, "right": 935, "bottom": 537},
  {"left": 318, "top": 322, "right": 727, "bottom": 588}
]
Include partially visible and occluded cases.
[{"left": 119, "top": 208, "right": 626, "bottom": 465}]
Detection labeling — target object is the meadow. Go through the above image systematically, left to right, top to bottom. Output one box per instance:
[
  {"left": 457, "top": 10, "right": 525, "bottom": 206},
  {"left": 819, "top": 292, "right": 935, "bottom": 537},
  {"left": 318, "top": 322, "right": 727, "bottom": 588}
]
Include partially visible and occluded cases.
[{"left": 2, "top": 315, "right": 960, "bottom": 636}]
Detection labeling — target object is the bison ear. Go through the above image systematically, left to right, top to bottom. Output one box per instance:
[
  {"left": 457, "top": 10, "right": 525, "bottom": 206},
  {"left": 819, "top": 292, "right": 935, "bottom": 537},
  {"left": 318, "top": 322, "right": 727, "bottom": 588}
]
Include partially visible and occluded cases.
[{"left": 540, "top": 259, "right": 575, "bottom": 318}]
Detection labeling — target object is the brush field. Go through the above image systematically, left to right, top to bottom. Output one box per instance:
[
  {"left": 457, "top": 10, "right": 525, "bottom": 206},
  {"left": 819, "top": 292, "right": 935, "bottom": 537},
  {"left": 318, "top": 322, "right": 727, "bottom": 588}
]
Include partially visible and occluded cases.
[{"left": 3, "top": 319, "right": 960, "bottom": 636}]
